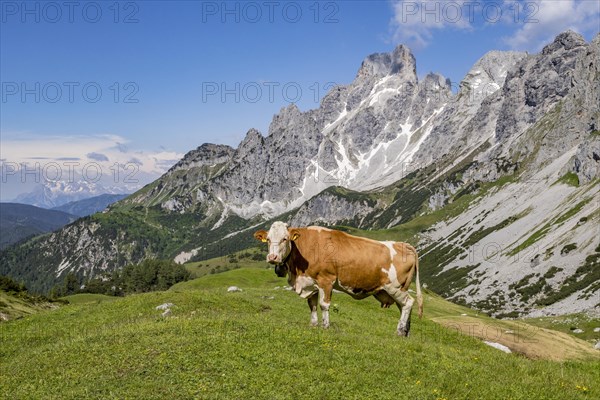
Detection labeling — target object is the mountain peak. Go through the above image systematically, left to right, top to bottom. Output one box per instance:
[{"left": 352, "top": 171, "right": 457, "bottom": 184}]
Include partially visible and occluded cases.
[
  {"left": 542, "top": 30, "right": 587, "bottom": 55},
  {"left": 357, "top": 44, "right": 416, "bottom": 80},
  {"left": 460, "top": 50, "right": 526, "bottom": 95},
  {"left": 422, "top": 72, "right": 451, "bottom": 88},
  {"left": 240, "top": 128, "right": 263, "bottom": 146},
  {"left": 168, "top": 143, "right": 235, "bottom": 173}
]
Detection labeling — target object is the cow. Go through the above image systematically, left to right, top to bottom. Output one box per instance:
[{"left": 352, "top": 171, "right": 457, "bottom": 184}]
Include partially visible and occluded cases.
[{"left": 254, "top": 221, "right": 423, "bottom": 336}]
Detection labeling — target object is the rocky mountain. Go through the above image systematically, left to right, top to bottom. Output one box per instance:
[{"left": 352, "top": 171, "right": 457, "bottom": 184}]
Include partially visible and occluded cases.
[
  {"left": 1, "top": 31, "right": 598, "bottom": 318},
  {"left": 51, "top": 194, "right": 128, "bottom": 217},
  {"left": 0, "top": 203, "right": 77, "bottom": 250}
]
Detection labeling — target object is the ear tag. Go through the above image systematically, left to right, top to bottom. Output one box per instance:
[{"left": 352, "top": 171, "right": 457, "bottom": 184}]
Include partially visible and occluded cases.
[
  {"left": 291, "top": 233, "right": 299, "bottom": 241},
  {"left": 261, "top": 238, "right": 268, "bottom": 243}
]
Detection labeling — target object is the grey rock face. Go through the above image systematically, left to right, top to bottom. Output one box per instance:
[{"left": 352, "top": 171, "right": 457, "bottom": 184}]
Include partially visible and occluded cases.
[
  {"left": 496, "top": 31, "right": 588, "bottom": 143},
  {"left": 502, "top": 31, "right": 599, "bottom": 182},
  {"left": 165, "top": 43, "right": 454, "bottom": 217},
  {"left": 357, "top": 45, "right": 416, "bottom": 80},
  {"left": 412, "top": 50, "right": 527, "bottom": 168},
  {"left": 572, "top": 137, "right": 600, "bottom": 185},
  {"left": 130, "top": 143, "right": 234, "bottom": 211},
  {"left": 169, "top": 143, "right": 234, "bottom": 173},
  {"left": 289, "top": 191, "right": 376, "bottom": 227}
]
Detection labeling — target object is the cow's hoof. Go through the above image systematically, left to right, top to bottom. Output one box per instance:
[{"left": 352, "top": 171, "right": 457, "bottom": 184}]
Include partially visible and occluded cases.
[
  {"left": 310, "top": 322, "right": 318, "bottom": 327},
  {"left": 322, "top": 323, "right": 330, "bottom": 329},
  {"left": 397, "top": 329, "right": 409, "bottom": 337}
]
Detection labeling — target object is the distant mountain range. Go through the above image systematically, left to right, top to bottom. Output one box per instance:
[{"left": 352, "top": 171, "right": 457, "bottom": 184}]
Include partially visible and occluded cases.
[
  {"left": 2, "top": 31, "right": 599, "bottom": 319},
  {"left": 13, "top": 180, "right": 131, "bottom": 209},
  {"left": 0, "top": 194, "right": 127, "bottom": 249},
  {"left": 51, "top": 194, "right": 128, "bottom": 217},
  {"left": 0, "top": 203, "right": 76, "bottom": 250}
]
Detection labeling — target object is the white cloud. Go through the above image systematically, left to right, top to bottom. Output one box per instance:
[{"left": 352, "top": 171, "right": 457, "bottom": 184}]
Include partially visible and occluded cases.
[
  {"left": 389, "top": 0, "right": 599, "bottom": 50},
  {"left": 390, "top": 0, "right": 473, "bottom": 48},
  {"left": 503, "top": 0, "right": 600, "bottom": 51},
  {"left": 0, "top": 133, "right": 182, "bottom": 176},
  {"left": 0, "top": 133, "right": 183, "bottom": 199}
]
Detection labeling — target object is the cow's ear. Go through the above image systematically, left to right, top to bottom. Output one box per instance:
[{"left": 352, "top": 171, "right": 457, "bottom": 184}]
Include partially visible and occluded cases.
[
  {"left": 288, "top": 229, "right": 300, "bottom": 241},
  {"left": 254, "top": 230, "right": 268, "bottom": 242}
]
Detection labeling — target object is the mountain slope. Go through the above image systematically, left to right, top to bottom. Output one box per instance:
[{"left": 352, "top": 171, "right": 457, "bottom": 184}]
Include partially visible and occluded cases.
[
  {"left": 1, "top": 32, "right": 598, "bottom": 319},
  {"left": 51, "top": 194, "right": 128, "bottom": 217},
  {"left": 0, "top": 203, "right": 77, "bottom": 249}
]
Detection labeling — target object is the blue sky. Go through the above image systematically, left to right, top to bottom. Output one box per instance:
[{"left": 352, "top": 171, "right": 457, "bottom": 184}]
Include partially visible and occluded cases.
[{"left": 1, "top": 0, "right": 599, "bottom": 197}]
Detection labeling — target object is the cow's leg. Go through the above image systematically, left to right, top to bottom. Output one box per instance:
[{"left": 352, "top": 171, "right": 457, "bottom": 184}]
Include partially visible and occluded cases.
[
  {"left": 318, "top": 284, "right": 333, "bottom": 328},
  {"left": 385, "top": 286, "right": 415, "bottom": 336},
  {"left": 307, "top": 292, "right": 319, "bottom": 327}
]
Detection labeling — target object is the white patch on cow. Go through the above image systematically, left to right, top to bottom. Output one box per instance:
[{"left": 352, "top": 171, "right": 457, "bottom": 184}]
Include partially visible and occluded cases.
[
  {"left": 267, "top": 221, "right": 292, "bottom": 262},
  {"left": 268, "top": 221, "right": 289, "bottom": 238},
  {"left": 307, "top": 226, "right": 330, "bottom": 232},
  {"left": 380, "top": 241, "right": 400, "bottom": 286},
  {"left": 382, "top": 241, "right": 397, "bottom": 258},
  {"left": 382, "top": 264, "right": 398, "bottom": 284},
  {"left": 295, "top": 275, "right": 318, "bottom": 299},
  {"left": 333, "top": 279, "right": 354, "bottom": 295},
  {"left": 318, "top": 287, "right": 330, "bottom": 328},
  {"left": 311, "top": 309, "right": 318, "bottom": 326}
]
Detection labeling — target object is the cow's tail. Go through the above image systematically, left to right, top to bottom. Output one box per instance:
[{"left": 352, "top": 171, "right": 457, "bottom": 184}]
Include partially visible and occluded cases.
[{"left": 415, "top": 250, "right": 423, "bottom": 319}]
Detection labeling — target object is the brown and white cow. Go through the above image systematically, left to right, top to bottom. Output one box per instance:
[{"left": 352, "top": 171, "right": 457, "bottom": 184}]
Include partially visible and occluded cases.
[{"left": 254, "top": 221, "right": 423, "bottom": 336}]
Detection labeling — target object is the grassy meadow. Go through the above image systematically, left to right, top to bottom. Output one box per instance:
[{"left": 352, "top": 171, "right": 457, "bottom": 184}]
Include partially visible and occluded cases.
[{"left": 1, "top": 268, "right": 598, "bottom": 399}]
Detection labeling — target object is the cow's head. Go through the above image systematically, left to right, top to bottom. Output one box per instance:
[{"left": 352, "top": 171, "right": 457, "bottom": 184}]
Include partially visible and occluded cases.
[{"left": 254, "top": 221, "right": 300, "bottom": 276}]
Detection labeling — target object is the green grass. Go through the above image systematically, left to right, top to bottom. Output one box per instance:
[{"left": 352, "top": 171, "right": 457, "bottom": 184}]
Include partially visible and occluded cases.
[
  {"left": 554, "top": 172, "right": 580, "bottom": 187},
  {"left": 340, "top": 190, "right": 478, "bottom": 244},
  {"left": 508, "top": 198, "right": 592, "bottom": 257},
  {"left": 183, "top": 247, "right": 267, "bottom": 278},
  {"left": 536, "top": 251, "right": 600, "bottom": 306},
  {"left": 171, "top": 267, "right": 278, "bottom": 291},
  {"left": 1, "top": 268, "right": 598, "bottom": 399},
  {"left": 0, "top": 290, "right": 58, "bottom": 321},
  {"left": 61, "top": 293, "right": 120, "bottom": 305},
  {"left": 524, "top": 313, "right": 600, "bottom": 344}
]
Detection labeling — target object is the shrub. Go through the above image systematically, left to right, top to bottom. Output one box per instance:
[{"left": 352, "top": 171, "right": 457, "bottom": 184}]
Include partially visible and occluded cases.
[
  {"left": 560, "top": 243, "right": 577, "bottom": 255},
  {"left": 0, "top": 275, "right": 27, "bottom": 293}
]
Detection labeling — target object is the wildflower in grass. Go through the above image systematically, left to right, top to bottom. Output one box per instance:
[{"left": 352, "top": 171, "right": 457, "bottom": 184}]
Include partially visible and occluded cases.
[{"left": 575, "top": 385, "right": 589, "bottom": 392}]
